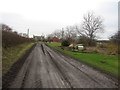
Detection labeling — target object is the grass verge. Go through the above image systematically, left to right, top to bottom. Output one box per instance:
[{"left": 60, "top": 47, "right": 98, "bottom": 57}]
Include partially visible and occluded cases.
[
  {"left": 47, "top": 42, "right": 118, "bottom": 78},
  {"left": 2, "top": 43, "right": 34, "bottom": 75}
]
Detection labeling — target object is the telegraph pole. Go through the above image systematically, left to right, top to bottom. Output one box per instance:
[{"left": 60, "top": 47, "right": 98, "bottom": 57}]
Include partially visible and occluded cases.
[{"left": 62, "top": 28, "right": 64, "bottom": 40}]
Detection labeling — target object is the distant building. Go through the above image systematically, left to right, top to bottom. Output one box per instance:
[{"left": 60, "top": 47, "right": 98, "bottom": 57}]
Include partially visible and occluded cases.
[
  {"left": 19, "top": 33, "right": 28, "bottom": 38},
  {"left": 33, "top": 35, "right": 45, "bottom": 41},
  {"left": 51, "top": 37, "right": 61, "bottom": 42},
  {"left": 96, "top": 40, "right": 110, "bottom": 45}
]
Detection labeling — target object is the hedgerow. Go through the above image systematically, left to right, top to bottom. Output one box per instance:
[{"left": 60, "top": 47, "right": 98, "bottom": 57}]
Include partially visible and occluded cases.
[{"left": 2, "top": 24, "right": 34, "bottom": 48}]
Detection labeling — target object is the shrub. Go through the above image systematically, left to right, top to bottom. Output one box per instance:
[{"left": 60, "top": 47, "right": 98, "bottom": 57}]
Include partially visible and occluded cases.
[
  {"left": 77, "top": 36, "right": 96, "bottom": 46},
  {"left": 61, "top": 40, "right": 70, "bottom": 46},
  {"left": 106, "top": 43, "right": 118, "bottom": 55}
]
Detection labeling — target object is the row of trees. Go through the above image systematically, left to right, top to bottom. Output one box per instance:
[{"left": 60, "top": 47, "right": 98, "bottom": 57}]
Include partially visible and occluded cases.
[{"left": 47, "top": 12, "right": 104, "bottom": 46}]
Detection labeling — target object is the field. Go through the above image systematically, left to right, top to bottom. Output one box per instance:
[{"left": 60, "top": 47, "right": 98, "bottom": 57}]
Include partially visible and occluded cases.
[{"left": 47, "top": 42, "right": 118, "bottom": 78}]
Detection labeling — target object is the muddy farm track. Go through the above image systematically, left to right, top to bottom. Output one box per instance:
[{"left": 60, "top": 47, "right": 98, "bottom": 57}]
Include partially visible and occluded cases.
[{"left": 7, "top": 43, "right": 118, "bottom": 88}]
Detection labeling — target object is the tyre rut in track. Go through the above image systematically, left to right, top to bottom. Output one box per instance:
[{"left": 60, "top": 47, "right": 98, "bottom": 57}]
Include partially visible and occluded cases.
[
  {"left": 41, "top": 44, "right": 71, "bottom": 88},
  {"left": 46, "top": 50, "right": 73, "bottom": 88}
]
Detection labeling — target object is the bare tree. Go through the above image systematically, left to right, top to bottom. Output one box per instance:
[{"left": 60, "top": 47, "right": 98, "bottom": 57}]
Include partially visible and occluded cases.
[
  {"left": 77, "top": 12, "right": 104, "bottom": 46},
  {"left": 74, "top": 25, "right": 84, "bottom": 36},
  {"left": 64, "top": 26, "right": 77, "bottom": 43},
  {"left": 65, "top": 26, "right": 77, "bottom": 39},
  {"left": 51, "top": 29, "right": 64, "bottom": 39},
  {"left": 54, "top": 30, "right": 60, "bottom": 38}
]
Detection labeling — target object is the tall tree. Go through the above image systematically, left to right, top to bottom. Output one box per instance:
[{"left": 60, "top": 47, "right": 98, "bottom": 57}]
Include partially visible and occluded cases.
[
  {"left": 77, "top": 12, "right": 104, "bottom": 46},
  {"left": 64, "top": 26, "right": 77, "bottom": 43},
  {"left": 65, "top": 26, "right": 77, "bottom": 39},
  {"left": 52, "top": 29, "right": 65, "bottom": 39}
]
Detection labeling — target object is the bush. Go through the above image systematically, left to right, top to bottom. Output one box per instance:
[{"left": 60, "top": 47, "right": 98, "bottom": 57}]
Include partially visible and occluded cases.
[
  {"left": 77, "top": 36, "right": 96, "bottom": 46},
  {"left": 61, "top": 40, "right": 70, "bottom": 46},
  {"left": 97, "top": 43, "right": 107, "bottom": 48},
  {"left": 106, "top": 43, "right": 118, "bottom": 55}
]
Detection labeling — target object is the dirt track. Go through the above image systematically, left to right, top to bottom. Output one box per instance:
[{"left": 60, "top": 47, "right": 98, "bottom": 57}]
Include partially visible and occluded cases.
[{"left": 9, "top": 43, "right": 118, "bottom": 88}]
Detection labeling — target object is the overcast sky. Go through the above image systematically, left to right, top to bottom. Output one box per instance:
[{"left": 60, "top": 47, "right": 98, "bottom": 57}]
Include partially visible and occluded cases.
[{"left": 0, "top": 0, "right": 119, "bottom": 39}]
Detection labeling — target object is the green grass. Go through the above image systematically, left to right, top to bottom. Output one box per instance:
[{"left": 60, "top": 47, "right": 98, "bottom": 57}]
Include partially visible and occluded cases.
[
  {"left": 47, "top": 42, "right": 119, "bottom": 78},
  {"left": 2, "top": 43, "right": 34, "bottom": 75}
]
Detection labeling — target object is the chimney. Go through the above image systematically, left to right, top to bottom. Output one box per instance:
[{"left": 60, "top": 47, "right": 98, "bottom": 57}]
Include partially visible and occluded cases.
[{"left": 27, "top": 29, "right": 29, "bottom": 38}]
